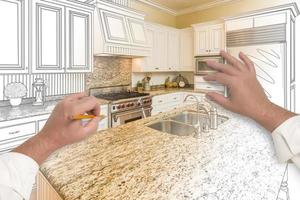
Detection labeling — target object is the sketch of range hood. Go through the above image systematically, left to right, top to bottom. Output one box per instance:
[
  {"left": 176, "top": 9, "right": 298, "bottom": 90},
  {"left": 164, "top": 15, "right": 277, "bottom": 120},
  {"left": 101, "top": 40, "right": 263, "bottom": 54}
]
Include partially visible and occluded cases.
[{"left": 93, "top": 0, "right": 150, "bottom": 57}]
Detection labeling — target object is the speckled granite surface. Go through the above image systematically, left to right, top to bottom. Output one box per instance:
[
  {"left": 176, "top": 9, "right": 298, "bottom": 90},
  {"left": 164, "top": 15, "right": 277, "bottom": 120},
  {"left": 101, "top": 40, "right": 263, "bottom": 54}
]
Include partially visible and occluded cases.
[
  {"left": 0, "top": 98, "right": 109, "bottom": 122},
  {"left": 0, "top": 100, "right": 58, "bottom": 122},
  {"left": 40, "top": 105, "right": 286, "bottom": 200}
]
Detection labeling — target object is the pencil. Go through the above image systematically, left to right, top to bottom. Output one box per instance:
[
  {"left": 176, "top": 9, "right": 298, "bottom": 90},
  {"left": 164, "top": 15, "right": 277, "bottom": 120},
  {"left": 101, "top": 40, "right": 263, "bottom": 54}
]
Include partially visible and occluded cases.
[{"left": 72, "top": 114, "right": 106, "bottom": 120}]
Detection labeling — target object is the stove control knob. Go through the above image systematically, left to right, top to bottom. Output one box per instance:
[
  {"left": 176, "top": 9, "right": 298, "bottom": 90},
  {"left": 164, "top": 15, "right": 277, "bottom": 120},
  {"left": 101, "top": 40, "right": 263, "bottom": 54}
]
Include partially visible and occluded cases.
[
  {"left": 137, "top": 103, "right": 141, "bottom": 106},
  {"left": 121, "top": 104, "right": 125, "bottom": 109},
  {"left": 126, "top": 104, "right": 131, "bottom": 107},
  {"left": 117, "top": 105, "right": 121, "bottom": 109}
]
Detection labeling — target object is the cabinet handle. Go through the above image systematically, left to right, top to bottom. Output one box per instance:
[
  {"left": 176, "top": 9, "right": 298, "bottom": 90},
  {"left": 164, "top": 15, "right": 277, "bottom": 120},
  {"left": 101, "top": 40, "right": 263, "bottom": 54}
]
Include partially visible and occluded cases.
[
  {"left": 155, "top": 67, "right": 159, "bottom": 70},
  {"left": 158, "top": 100, "right": 163, "bottom": 103},
  {"left": 8, "top": 130, "right": 20, "bottom": 135}
]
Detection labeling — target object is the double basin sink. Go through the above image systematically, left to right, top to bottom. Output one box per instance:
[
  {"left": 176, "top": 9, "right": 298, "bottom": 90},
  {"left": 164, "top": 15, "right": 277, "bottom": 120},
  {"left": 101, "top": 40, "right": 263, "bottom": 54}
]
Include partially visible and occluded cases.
[{"left": 147, "top": 111, "right": 228, "bottom": 137}]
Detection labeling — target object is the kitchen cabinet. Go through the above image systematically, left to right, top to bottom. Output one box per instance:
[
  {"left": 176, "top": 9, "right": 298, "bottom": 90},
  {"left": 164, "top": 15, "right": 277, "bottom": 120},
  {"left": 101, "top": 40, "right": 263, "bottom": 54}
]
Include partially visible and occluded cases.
[
  {"left": 0, "top": 0, "right": 28, "bottom": 73},
  {"left": 0, "top": 0, "right": 93, "bottom": 74},
  {"left": 32, "top": 0, "right": 93, "bottom": 73},
  {"left": 32, "top": 0, "right": 65, "bottom": 73},
  {"left": 66, "top": 7, "right": 93, "bottom": 72},
  {"left": 226, "top": 12, "right": 287, "bottom": 32},
  {"left": 132, "top": 23, "right": 193, "bottom": 72},
  {"left": 192, "top": 23, "right": 224, "bottom": 56},
  {"left": 179, "top": 28, "right": 194, "bottom": 71},
  {"left": 168, "top": 30, "right": 180, "bottom": 70},
  {"left": 194, "top": 76, "right": 226, "bottom": 93},
  {"left": 151, "top": 92, "right": 206, "bottom": 115},
  {"left": 0, "top": 114, "right": 49, "bottom": 154}
]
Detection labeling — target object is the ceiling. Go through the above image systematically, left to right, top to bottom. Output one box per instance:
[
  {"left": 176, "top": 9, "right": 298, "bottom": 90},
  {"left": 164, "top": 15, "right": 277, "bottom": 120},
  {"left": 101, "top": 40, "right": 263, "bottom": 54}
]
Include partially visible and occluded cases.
[{"left": 150, "top": 0, "right": 216, "bottom": 11}]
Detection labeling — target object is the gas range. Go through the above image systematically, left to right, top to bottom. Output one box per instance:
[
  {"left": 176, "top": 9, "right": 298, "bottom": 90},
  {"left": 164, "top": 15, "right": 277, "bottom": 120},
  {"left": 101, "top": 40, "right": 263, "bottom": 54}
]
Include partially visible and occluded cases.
[
  {"left": 90, "top": 86, "right": 152, "bottom": 128},
  {"left": 94, "top": 91, "right": 152, "bottom": 113}
]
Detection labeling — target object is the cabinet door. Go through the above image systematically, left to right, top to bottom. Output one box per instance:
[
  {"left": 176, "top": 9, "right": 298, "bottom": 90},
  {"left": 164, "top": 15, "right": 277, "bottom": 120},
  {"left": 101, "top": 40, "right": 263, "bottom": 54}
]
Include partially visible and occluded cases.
[
  {"left": 0, "top": 0, "right": 27, "bottom": 73},
  {"left": 32, "top": 1, "right": 65, "bottom": 73},
  {"left": 66, "top": 8, "right": 92, "bottom": 72},
  {"left": 100, "top": 10, "right": 130, "bottom": 45},
  {"left": 127, "top": 18, "right": 147, "bottom": 46},
  {"left": 209, "top": 25, "right": 224, "bottom": 55},
  {"left": 144, "top": 26, "right": 155, "bottom": 71},
  {"left": 179, "top": 28, "right": 194, "bottom": 71},
  {"left": 194, "top": 28, "right": 209, "bottom": 56},
  {"left": 154, "top": 30, "right": 168, "bottom": 71},
  {"left": 168, "top": 30, "right": 180, "bottom": 71}
]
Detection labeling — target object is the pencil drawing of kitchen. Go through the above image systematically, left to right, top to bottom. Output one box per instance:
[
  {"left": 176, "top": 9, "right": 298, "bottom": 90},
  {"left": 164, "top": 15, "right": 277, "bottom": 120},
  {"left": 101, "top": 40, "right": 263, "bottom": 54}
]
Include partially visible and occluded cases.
[{"left": 1, "top": 0, "right": 300, "bottom": 199}]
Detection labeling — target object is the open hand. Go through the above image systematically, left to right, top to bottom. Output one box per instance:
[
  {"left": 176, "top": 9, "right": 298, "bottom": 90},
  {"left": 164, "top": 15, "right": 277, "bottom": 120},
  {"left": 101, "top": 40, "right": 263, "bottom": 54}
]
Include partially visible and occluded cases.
[{"left": 204, "top": 51, "right": 295, "bottom": 132}]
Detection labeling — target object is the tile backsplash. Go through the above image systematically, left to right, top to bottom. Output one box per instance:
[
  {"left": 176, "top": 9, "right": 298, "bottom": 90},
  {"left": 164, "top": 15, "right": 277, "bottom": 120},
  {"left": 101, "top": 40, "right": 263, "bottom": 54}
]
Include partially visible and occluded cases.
[
  {"left": 85, "top": 57, "right": 132, "bottom": 90},
  {"left": 0, "top": 73, "right": 85, "bottom": 101}
]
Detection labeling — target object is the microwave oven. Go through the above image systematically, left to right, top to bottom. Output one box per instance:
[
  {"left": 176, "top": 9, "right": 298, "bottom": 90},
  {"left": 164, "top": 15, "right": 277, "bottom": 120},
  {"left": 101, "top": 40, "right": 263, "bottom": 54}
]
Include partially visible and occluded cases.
[{"left": 195, "top": 56, "right": 224, "bottom": 75}]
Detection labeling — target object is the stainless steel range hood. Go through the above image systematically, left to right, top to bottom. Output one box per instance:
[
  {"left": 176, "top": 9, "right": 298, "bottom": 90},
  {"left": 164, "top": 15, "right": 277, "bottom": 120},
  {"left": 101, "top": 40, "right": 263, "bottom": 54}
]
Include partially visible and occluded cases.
[{"left": 93, "top": 0, "right": 150, "bottom": 57}]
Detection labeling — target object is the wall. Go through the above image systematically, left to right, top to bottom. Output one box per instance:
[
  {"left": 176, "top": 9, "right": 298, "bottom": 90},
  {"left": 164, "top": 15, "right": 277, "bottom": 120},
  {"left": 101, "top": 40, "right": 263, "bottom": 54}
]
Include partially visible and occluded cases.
[
  {"left": 131, "top": 0, "right": 176, "bottom": 27},
  {"left": 176, "top": 0, "right": 297, "bottom": 28},
  {"left": 85, "top": 57, "right": 132, "bottom": 90},
  {"left": 132, "top": 72, "right": 194, "bottom": 88},
  {"left": 0, "top": 73, "right": 85, "bottom": 101}
]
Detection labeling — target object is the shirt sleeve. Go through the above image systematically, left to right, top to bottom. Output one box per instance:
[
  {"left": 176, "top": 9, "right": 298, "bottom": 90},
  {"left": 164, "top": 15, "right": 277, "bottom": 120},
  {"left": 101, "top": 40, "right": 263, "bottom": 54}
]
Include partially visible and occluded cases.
[
  {"left": 272, "top": 115, "right": 300, "bottom": 168},
  {"left": 0, "top": 152, "right": 39, "bottom": 200}
]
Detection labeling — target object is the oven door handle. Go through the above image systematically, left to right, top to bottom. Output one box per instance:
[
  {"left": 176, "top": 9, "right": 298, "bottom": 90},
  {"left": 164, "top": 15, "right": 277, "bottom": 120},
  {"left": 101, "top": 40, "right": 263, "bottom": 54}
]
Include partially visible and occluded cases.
[{"left": 113, "top": 107, "right": 152, "bottom": 122}]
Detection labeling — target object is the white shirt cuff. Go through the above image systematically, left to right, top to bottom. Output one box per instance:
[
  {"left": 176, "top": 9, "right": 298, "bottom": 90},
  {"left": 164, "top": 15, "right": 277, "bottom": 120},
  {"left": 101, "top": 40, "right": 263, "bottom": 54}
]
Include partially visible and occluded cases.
[
  {"left": 272, "top": 115, "right": 300, "bottom": 163},
  {"left": 0, "top": 152, "right": 39, "bottom": 200}
]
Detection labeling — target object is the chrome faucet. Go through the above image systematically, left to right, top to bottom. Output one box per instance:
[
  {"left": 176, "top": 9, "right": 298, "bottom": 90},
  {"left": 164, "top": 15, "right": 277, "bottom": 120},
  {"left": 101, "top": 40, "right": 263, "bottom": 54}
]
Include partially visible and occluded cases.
[
  {"left": 184, "top": 94, "right": 208, "bottom": 138},
  {"left": 183, "top": 95, "right": 219, "bottom": 137}
]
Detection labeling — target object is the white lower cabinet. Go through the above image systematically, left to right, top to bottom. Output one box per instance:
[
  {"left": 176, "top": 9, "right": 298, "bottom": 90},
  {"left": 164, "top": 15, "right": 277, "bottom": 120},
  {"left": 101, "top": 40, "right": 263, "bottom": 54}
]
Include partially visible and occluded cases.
[
  {"left": 151, "top": 92, "right": 205, "bottom": 115},
  {"left": 0, "top": 114, "right": 49, "bottom": 154}
]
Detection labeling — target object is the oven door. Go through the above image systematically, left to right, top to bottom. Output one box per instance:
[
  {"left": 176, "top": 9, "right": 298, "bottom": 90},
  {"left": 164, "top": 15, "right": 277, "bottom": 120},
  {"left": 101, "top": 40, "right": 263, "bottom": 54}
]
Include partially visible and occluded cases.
[
  {"left": 195, "top": 56, "right": 223, "bottom": 75},
  {"left": 111, "top": 107, "right": 152, "bottom": 128}
]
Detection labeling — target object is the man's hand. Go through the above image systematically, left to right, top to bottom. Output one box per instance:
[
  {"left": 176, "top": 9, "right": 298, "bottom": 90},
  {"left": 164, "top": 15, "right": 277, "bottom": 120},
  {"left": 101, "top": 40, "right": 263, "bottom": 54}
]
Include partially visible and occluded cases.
[
  {"left": 204, "top": 51, "right": 295, "bottom": 132},
  {"left": 14, "top": 93, "right": 100, "bottom": 165}
]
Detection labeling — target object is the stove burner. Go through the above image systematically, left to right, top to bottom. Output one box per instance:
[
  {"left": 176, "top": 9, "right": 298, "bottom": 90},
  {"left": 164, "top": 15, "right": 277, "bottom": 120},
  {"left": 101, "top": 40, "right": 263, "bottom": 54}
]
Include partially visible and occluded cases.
[{"left": 95, "top": 92, "right": 149, "bottom": 101}]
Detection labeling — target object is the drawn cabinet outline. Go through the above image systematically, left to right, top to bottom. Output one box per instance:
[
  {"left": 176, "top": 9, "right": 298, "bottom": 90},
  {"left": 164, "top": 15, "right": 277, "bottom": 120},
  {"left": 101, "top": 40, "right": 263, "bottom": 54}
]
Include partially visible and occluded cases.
[
  {"left": 0, "top": 0, "right": 28, "bottom": 73},
  {"left": 32, "top": 1, "right": 65, "bottom": 73},
  {"left": 66, "top": 7, "right": 93, "bottom": 72}
]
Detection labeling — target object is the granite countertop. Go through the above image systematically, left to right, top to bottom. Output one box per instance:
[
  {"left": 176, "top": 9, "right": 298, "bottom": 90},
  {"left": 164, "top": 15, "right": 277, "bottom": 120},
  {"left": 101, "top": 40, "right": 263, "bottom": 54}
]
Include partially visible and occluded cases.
[
  {"left": 145, "top": 88, "right": 199, "bottom": 96},
  {"left": 0, "top": 98, "right": 110, "bottom": 123},
  {"left": 0, "top": 100, "right": 59, "bottom": 122},
  {"left": 40, "top": 105, "right": 286, "bottom": 200}
]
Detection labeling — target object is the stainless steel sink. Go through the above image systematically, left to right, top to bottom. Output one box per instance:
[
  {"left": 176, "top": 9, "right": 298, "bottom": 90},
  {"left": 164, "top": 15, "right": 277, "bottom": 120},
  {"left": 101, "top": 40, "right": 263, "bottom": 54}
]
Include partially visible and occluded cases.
[
  {"left": 170, "top": 111, "right": 228, "bottom": 126},
  {"left": 147, "top": 120, "right": 196, "bottom": 136}
]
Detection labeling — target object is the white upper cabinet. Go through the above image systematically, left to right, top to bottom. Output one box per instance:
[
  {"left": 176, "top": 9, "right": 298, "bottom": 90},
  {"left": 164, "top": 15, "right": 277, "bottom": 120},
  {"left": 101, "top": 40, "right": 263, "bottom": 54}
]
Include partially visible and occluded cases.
[
  {"left": 0, "top": 0, "right": 28, "bottom": 73},
  {"left": 0, "top": 0, "right": 93, "bottom": 74},
  {"left": 32, "top": 0, "right": 93, "bottom": 73},
  {"left": 32, "top": 1, "right": 65, "bottom": 73},
  {"left": 66, "top": 8, "right": 93, "bottom": 72},
  {"left": 132, "top": 23, "right": 194, "bottom": 73},
  {"left": 193, "top": 23, "right": 225, "bottom": 56},
  {"left": 179, "top": 28, "right": 194, "bottom": 71},
  {"left": 168, "top": 30, "right": 180, "bottom": 70}
]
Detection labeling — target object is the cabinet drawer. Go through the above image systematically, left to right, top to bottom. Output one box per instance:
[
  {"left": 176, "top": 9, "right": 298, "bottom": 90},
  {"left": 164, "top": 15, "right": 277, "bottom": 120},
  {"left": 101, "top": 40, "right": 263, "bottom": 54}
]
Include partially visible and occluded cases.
[
  {"left": 195, "top": 82, "right": 225, "bottom": 91},
  {"left": 152, "top": 93, "right": 183, "bottom": 106},
  {"left": 38, "top": 119, "right": 48, "bottom": 132},
  {"left": 0, "top": 122, "right": 36, "bottom": 143}
]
